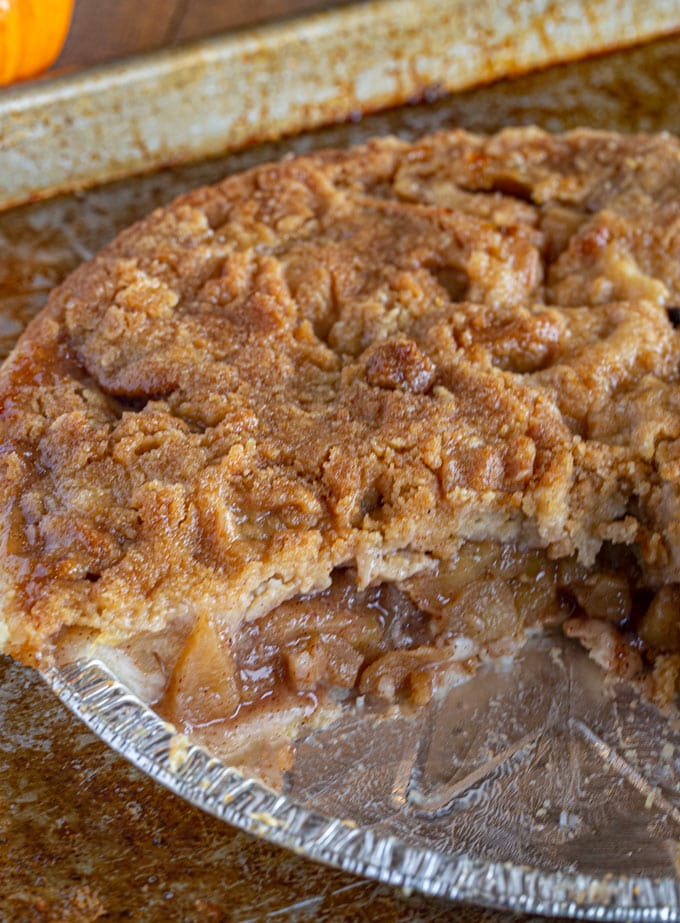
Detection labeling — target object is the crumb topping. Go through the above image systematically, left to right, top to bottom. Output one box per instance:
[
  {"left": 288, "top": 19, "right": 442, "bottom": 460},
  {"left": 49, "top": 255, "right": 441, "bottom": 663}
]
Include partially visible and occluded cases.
[{"left": 3, "top": 128, "right": 680, "bottom": 660}]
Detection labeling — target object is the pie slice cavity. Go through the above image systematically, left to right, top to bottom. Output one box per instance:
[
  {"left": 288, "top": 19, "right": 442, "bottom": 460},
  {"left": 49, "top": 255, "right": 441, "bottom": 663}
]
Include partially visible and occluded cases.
[{"left": 3, "top": 127, "right": 680, "bottom": 753}]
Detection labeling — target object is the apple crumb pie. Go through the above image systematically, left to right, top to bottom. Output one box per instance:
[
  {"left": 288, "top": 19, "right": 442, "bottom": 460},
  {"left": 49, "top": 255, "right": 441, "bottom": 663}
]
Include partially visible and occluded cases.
[{"left": 3, "top": 127, "right": 680, "bottom": 748}]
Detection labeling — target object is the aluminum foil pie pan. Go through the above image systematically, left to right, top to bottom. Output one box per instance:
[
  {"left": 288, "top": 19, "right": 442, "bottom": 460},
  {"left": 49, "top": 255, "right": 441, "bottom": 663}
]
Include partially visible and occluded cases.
[{"left": 44, "top": 633, "right": 680, "bottom": 919}]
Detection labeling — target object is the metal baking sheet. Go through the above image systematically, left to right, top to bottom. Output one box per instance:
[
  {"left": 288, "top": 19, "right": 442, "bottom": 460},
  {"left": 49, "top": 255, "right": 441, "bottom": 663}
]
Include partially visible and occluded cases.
[
  {"left": 1, "top": 0, "right": 680, "bottom": 210},
  {"left": 5, "top": 31, "right": 680, "bottom": 921}
]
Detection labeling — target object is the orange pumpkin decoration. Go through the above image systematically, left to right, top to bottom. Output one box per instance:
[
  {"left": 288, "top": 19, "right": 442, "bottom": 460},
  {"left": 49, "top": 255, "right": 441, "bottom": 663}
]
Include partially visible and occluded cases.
[{"left": 0, "top": 0, "right": 74, "bottom": 86}]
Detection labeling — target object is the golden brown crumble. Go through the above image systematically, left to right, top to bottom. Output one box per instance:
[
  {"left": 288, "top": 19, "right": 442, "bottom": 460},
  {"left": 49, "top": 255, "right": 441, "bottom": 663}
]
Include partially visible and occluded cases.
[{"left": 3, "top": 127, "right": 680, "bottom": 729}]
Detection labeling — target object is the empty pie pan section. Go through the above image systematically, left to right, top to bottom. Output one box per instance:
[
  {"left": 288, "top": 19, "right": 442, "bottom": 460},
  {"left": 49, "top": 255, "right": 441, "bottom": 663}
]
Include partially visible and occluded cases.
[{"left": 43, "top": 634, "right": 680, "bottom": 921}]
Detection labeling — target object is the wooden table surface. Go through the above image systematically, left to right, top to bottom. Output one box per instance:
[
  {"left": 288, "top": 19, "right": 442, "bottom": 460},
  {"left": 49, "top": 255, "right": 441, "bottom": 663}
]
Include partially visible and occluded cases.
[{"left": 55, "top": 0, "right": 337, "bottom": 71}]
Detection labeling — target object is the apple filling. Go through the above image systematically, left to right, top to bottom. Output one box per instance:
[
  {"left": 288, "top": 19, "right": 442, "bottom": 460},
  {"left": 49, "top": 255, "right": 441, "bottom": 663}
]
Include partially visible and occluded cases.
[
  {"left": 66, "top": 536, "right": 679, "bottom": 749},
  {"left": 70, "top": 539, "right": 654, "bottom": 742}
]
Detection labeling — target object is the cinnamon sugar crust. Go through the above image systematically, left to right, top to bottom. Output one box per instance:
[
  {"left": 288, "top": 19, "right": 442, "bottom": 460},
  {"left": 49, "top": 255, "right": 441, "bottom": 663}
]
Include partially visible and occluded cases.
[{"left": 2, "top": 127, "right": 680, "bottom": 671}]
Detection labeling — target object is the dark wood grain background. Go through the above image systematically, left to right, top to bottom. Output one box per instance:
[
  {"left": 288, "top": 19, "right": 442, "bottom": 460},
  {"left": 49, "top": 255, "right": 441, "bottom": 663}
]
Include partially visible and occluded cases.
[{"left": 56, "top": 0, "right": 338, "bottom": 70}]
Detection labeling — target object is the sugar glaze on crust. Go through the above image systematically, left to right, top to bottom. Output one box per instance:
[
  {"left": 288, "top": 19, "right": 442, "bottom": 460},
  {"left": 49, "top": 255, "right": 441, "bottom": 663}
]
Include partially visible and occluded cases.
[{"left": 3, "top": 128, "right": 680, "bottom": 730}]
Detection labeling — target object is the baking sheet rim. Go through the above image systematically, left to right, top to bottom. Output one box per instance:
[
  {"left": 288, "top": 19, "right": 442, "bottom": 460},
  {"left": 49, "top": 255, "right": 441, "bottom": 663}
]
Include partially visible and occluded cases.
[{"left": 2, "top": 0, "right": 680, "bottom": 210}]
